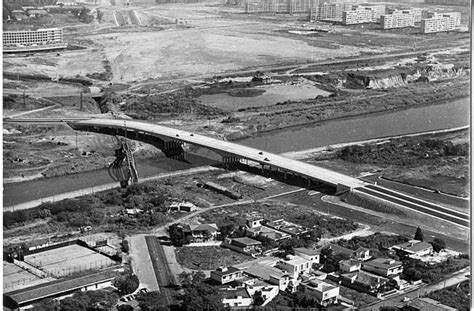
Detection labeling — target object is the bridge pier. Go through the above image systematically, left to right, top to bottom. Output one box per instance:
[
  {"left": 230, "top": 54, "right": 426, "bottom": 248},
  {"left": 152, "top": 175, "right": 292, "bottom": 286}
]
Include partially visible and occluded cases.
[{"left": 222, "top": 156, "right": 241, "bottom": 170}]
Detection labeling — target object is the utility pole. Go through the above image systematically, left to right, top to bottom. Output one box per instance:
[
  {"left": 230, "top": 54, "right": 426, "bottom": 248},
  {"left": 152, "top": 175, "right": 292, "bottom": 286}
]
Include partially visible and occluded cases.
[{"left": 80, "top": 92, "right": 83, "bottom": 111}]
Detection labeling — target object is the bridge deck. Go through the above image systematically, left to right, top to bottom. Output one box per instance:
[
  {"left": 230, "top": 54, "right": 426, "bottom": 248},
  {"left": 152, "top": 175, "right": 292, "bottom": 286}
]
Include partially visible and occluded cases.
[{"left": 68, "top": 119, "right": 366, "bottom": 189}]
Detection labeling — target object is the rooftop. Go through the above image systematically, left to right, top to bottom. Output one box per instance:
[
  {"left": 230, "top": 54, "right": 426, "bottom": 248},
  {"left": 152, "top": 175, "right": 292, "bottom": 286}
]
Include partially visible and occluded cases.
[
  {"left": 265, "top": 219, "right": 309, "bottom": 236},
  {"left": 189, "top": 223, "right": 218, "bottom": 233},
  {"left": 231, "top": 237, "right": 262, "bottom": 247},
  {"left": 392, "top": 241, "right": 433, "bottom": 254},
  {"left": 295, "top": 247, "right": 321, "bottom": 256},
  {"left": 281, "top": 256, "right": 309, "bottom": 266},
  {"left": 363, "top": 258, "right": 403, "bottom": 269},
  {"left": 242, "top": 263, "right": 288, "bottom": 281},
  {"left": 212, "top": 266, "right": 241, "bottom": 277},
  {"left": 5, "top": 269, "right": 117, "bottom": 305},
  {"left": 342, "top": 270, "right": 387, "bottom": 287},
  {"left": 304, "top": 279, "right": 337, "bottom": 292},
  {"left": 221, "top": 288, "right": 250, "bottom": 299}
]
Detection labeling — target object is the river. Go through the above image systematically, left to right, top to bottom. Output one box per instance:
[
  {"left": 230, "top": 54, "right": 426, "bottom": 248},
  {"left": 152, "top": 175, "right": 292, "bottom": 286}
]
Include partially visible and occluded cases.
[
  {"left": 3, "top": 98, "right": 469, "bottom": 206},
  {"left": 237, "top": 98, "right": 470, "bottom": 153}
]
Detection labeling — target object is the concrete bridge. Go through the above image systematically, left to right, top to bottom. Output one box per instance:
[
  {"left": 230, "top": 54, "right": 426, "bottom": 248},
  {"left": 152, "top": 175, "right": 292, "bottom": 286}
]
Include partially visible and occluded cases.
[{"left": 67, "top": 119, "right": 366, "bottom": 193}]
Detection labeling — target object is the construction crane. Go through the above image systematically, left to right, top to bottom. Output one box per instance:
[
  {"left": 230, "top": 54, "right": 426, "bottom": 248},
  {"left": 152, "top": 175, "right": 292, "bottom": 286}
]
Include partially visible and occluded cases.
[{"left": 108, "top": 137, "right": 138, "bottom": 188}]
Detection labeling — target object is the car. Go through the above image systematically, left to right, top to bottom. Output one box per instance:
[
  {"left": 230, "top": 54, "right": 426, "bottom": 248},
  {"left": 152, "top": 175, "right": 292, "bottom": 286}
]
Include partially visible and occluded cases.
[
  {"left": 176, "top": 134, "right": 180, "bottom": 137},
  {"left": 190, "top": 134, "right": 194, "bottom": 136},
  {"left": 258, "top": 151, "right": 263, "bottom": 155},
  {"left": 264, "top": 157, "right": 270, "bottom": 161},
  {"left": 139, "top": 288, "right": 149, "bottom": 294},
  {"left": 402, "top": 297, "right": 410, "bottom": 302}
]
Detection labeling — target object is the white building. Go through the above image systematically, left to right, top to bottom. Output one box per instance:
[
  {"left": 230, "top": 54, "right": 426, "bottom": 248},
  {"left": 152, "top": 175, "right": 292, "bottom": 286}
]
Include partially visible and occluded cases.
[
  {"left": 421, "top": 12, "right": 461, "bottom": 33},
  {"left": 294, "top": 247, "right": 320, "bottom": 264},
  {"left": 276, "top": 255, "right": 312, "bottom": 279},
  {"left": 298, "top": 279, "right": 340, "bottom": 307}
]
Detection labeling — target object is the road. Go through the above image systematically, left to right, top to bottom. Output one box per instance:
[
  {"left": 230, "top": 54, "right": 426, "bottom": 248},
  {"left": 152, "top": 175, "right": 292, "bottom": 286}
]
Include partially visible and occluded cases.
[
  {"left": 69, "top": 118, "right": 367, "bottom": 189},
  {"left": 355, "top": 186, "right": 469, "bottom": 228},
  {"left": 362, "top": 267, "right": 470, "bottom": 310}
]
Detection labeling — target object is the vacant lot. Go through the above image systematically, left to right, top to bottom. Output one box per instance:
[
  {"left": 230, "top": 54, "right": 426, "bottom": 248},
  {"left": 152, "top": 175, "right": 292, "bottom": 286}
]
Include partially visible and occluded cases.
[{"left": 175, "top": 246, "right": 252, "bottom": 270}]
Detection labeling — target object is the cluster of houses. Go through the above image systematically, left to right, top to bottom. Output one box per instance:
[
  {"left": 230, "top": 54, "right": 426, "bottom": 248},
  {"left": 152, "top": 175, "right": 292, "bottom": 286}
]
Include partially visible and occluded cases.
[
  {"left": 7, "top": 2, "right": 81, "bottom": 21},
  {"left": 177, "top": 215, "right": 453, "bottom": 309},
  {"left": 206, "top": 238, "right": 440, "bottom": 308}
]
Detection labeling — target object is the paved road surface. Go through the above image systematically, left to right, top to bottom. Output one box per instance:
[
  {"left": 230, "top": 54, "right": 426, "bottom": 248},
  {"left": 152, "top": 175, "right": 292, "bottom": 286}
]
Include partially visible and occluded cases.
[{"left": 128, "top": 235, "right": 160, "bottom": 291}]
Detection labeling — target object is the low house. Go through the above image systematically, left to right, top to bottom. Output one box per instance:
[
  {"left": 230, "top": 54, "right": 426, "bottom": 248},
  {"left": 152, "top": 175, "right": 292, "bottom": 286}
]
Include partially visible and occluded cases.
[
  {"left": 27, "top": 9, "right": 48, "bottom": 17},
  {"left": 169, "top": 201, "right": 196, "bottom": 212},
  {"left": 124, "top": 208, "right": 143, "bottom": 216},
  {"left": 246, "top": 217, "right": 264, "bottom": 228},
  {"left": 265, "top": 219, "right": 309, "bottom": 237},
  {"left": 186, "top": 224, "right": 219, "bottom": 242},
  {"left": 247, "top": 225, "right": 290, "bottom": 243},
  {"left": 224, "top": 237, "right": 262, "bottom": 256},
  {"left": 391, "top": 240, "right": 434, "bottom": 258},
  {"left": 323, "top": 244, "right": 354, "bottom": 258},
  {"left": 294, "top": 247, "right": 320, "bottom": 264},
  {"left": 353, "top": 247, "right": 371, "bottom": 261},
  {"left": 276, "top": 255, "right": 312, "bottom": 279},
  {"left": 362, "top": 258, "right": 403, "bottom": 277},
  {"left": 339, "top": 259, "right": 362, "bottom": 273},
  {"left": 240, "top": 263, "right": 292, "bottom": 291},
  {"left": 210, "top": 266, "right": 244, "bottom": 285},
  {"left": 3, "top": 270, "right": 116, "bottom": 310},
  {"left": 340, "top": 270, "right": 388, "bottom": 295},
  {"left": 298, "top": 279, "right": 339, "bottom": 307},
  {"left": 221, "top": 288, "right": 252, "bottom": 308}
]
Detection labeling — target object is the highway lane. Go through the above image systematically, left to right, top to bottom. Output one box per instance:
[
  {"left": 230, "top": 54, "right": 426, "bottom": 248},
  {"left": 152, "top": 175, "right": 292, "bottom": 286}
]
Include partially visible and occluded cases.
[
  {"left": 68, "top": 118, "right": 367, "bottom": 189},
  {"left": 366, "top": 185, "right": 469, "bottom": 220},
  {"left": 355, "top": 187, "right": 469, "bottom": 228}
]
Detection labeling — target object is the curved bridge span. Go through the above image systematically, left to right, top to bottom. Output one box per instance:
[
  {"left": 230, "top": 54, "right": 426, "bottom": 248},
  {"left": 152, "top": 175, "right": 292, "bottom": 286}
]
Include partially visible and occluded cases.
[{"left": 68, "top": 119, "right": 366, "bottom": 191}]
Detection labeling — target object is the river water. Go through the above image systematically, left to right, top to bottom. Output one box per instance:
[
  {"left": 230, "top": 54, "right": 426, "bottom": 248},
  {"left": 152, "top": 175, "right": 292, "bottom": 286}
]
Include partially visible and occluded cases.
[
  {"left": 3, "top": 98, "right": 469, "bottom": 206},
  {"left": 238, "top": 98, "right": 470, "bottom": 153}
]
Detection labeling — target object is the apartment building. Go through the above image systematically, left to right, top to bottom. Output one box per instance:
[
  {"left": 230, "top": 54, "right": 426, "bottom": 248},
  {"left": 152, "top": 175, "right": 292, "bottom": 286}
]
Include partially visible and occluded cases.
[
  {"left": 313, "top": 2, "right": 353, "bottom": 22},
  {"left": 343, "top": 4, "right": 385, "bottom": 25},
  {"left": 381, "top": 9, "right": 416, "bottom": 29},
  {"left": 421, "top": 12, "right": 461, "bottom": 33},
  {"left": 3, "top": 28, "right": 63, "bottom": 46}
]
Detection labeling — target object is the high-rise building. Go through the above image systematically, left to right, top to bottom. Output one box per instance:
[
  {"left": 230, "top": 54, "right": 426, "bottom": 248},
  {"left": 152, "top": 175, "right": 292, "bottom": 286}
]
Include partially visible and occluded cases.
[
  {"left": 342, "top": 4, "right": 385, "bottom": 25},
  {"left": 381, "top": 9, "right": 416, "bottom": 29},
  {"left": 420, "top": 12, "right": 461, "bottom": 33},
  {"left": 3, "top": 28, "right": 66, "bottom": 53}
]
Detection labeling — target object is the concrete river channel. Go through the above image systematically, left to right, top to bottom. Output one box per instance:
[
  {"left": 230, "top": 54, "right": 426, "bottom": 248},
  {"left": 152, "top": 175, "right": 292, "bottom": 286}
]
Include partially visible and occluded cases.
[{"left": 3, "top": 98, "right": 469, "bottom": 207}]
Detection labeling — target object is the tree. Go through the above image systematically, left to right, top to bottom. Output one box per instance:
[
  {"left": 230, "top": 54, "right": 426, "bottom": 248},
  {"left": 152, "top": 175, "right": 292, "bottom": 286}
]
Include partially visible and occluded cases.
[
  {"left": 414, "top": 227, "right": 425, "bottom": 241},
  {"left": 431, "top": 238, "right": 446, "bottom": 252},
  {"left": 180, "top": 271, "right": 225, "bottom": 310},
  {"left": 114, "top": 274, "right": 140, "bottom": 295},
  {"left": 59, "top": 290, "right": 118, "bottom": 311},
  {"left": 137, "top": 291, "right": 168, "bottom": 311},
  {"left": 253, "top": 291, "right": 265, "bottom": 306},
  {"left": 118, "top": 305, "right": 134, "bottom": 311}
]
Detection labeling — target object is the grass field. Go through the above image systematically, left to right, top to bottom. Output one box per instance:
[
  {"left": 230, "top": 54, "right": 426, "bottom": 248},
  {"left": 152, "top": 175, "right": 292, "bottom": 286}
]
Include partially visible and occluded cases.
[
  {"left": 24, "top": 244, "right": 116, "bottom": 277},
  {"left": 175, "top": 246, "right": 252, "bottom": 270}
]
